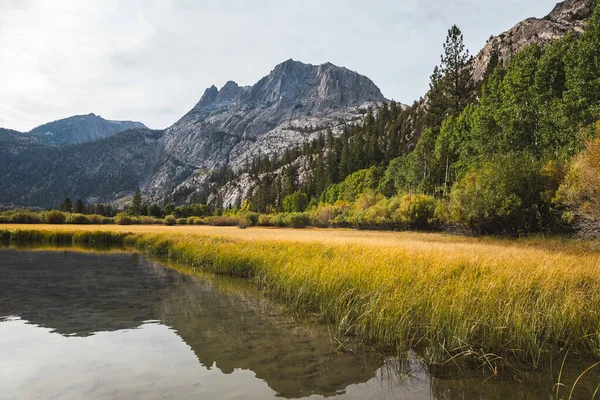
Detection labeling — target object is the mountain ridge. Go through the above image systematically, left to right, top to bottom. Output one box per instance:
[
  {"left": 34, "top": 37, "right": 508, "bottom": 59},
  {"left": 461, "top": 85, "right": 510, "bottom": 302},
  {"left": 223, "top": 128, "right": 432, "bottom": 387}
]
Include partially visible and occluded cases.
[
  {"left": 1, "top": 0, "right": 594, "bottom": 208},
  {"left": 145, "top": 59, "right": 388, "bottom": 202},
  {"left": 1, "top": 60, "right": 387, "bottom": 207},
  {"left": 1, "top": 113, "right": 148, "bottom": 149},
  {"left": 27, "top": 113, "right": 147, "bottom": 146}
]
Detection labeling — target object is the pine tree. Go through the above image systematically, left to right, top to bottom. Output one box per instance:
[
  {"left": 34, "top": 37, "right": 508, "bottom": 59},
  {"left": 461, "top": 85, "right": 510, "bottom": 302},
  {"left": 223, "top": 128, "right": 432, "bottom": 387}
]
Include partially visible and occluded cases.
[
  {"left": 426, "top": 25, "right": 474, "bottom": 131},
  {"left": 442, "top": 25, "right": 474, "bottom": 113},
  {"left": 482, "top": 40, "right": 502, "bottom": 86},
  {"left": 282, "top": 165, "right": 298, "bottom": 197},
  {"left": 132, "top": 187, "right": 143, "bottom": 217},
  {"left": 60, "top": 197, "right": 73, "bottom": 213},
  {"left": 74, "top": 199, "right": 85, "bottom": 214}
]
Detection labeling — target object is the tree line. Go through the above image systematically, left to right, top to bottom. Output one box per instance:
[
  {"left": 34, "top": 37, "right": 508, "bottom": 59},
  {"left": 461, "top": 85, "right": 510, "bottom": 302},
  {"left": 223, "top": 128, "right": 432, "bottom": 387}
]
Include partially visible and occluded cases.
[{"left": 223, "top": 4, "right": 600, "bottom": 235}]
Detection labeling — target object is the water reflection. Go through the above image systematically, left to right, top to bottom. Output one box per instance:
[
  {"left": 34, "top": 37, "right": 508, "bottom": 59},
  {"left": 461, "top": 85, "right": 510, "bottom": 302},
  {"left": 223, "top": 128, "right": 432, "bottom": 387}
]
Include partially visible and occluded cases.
[
  {"left": 0, "top": 249, "right": 597, "bottom": 399},
  {"left": 0, "top": 249, "right": 409, "bottom": 399}
]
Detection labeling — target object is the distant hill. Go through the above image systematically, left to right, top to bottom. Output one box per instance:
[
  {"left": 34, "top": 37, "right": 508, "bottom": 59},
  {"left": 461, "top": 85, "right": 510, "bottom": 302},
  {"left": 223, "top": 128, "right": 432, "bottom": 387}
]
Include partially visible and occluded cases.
[{"left": 27, "top": 113, "right": 147, "bottom": 146}]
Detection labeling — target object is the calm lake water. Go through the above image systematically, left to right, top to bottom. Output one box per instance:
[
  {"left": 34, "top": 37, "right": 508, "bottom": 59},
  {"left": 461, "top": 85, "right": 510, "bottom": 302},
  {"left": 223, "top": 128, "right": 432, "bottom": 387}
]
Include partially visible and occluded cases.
[{"left": 0, "top": 248, "right": 597, "bottom": 399}]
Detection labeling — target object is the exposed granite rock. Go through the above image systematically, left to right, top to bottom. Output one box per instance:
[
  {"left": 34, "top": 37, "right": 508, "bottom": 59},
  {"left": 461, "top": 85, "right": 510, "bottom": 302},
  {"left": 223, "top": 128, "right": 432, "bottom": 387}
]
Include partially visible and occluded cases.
[
  {"left": 472, "top": 0, "right": 595, "bottom": 81},
  {"left": 144, "top": 60, "right": 389, "bottom": 202}
]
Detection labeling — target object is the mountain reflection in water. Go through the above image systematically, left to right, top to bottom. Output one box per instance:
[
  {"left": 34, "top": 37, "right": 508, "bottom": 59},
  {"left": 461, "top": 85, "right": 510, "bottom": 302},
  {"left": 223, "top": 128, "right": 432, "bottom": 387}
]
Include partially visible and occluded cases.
[{"left": 0, "top": 249, "right": 597, "bottom": 399}]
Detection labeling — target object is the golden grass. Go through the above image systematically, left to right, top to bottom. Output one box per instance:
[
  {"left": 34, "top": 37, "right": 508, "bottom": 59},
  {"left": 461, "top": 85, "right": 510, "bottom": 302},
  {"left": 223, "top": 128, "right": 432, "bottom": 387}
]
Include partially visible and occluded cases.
[{"left": 1, "top": 224, "right": 599, "bottom": 366}]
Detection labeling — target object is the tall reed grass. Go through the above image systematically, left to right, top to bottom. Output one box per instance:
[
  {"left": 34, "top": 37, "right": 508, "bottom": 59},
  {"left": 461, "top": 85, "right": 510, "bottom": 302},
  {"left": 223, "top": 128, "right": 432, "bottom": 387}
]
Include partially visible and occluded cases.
[{"left": 1, "top": 227, "right": 599, "bottom": 366}]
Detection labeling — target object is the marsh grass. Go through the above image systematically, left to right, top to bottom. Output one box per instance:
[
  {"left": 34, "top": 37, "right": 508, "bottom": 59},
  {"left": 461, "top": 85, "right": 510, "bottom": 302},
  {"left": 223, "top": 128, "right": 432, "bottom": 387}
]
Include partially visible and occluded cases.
[{"left": 1, "top": 226, "right": 600, "bottom": 367}]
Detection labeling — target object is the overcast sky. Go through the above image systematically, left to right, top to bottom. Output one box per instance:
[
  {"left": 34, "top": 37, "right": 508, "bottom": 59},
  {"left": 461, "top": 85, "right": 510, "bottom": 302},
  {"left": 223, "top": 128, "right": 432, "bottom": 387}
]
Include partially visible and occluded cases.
[{"left": 0, "top": 0, "right": 559, "bottom": 131}]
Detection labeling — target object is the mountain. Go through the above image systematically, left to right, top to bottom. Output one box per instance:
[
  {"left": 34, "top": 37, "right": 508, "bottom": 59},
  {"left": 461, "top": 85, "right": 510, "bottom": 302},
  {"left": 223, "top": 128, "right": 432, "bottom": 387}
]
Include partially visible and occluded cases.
[
  {"left": 1, "top": 0, "right": 594, "bottom": 209},
  {"left": 209, "top": 0, "right": 598, "bottom": 209},
  {"left": 472, "top": 0, "right": 595, "bottom": 81},
  {"left": 145, "top": 59, "right": 387, "bottom": 201},
  {"left": 0, "top": 60, "right": 387, "bottom": 207},
  {"left": 27, "top": 113, "right": 147, "bottom": 146},
  {"left": 0, "top": 128, "right": 40, "bottom": 156},
  {"left": 0, "top": 129, "right": 162, "bottom": 207}
]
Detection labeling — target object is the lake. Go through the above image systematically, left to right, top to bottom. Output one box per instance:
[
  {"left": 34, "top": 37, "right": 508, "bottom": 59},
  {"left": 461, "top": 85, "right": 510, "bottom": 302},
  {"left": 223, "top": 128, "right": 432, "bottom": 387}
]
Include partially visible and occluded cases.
[{"left": 0, "top": 248, "right": 596, "bottom": 399}]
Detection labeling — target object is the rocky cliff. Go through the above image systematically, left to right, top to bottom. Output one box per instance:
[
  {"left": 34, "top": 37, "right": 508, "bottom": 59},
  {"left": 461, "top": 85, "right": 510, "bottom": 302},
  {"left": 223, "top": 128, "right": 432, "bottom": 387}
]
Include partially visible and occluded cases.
[
  {"left": 472, "top": 0, "right": 595, "bottom": 81},
  {"left": 144, "top": 59, "right": 388, "bottom": 202}
]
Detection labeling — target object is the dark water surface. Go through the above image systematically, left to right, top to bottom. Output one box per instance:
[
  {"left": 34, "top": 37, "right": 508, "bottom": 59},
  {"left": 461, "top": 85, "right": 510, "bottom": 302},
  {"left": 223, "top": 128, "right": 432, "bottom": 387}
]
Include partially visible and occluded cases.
[{"left": 0, "top": 248, "right": 597, "bottom": 399}]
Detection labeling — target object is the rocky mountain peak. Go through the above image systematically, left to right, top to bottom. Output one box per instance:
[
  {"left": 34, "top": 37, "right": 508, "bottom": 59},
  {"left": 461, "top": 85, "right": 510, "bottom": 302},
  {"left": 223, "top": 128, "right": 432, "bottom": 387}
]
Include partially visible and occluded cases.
[
  {"left": 472, "top": 0, "right": 595, "bottom": 81},
  {"left": 546, "top": 0, "right": 595, "bottom": 25},
  {"left": 154, "top": 60, "right": 388, "bottom": 203},
  {"left": 191, "top": 60, "right": 386, "bottom": 115},
  {"left": 244, "top": 60, "right": 386, "bottom": 112},
  {"left": 197, "top": 85, "right": 219, "bottom": 109}
]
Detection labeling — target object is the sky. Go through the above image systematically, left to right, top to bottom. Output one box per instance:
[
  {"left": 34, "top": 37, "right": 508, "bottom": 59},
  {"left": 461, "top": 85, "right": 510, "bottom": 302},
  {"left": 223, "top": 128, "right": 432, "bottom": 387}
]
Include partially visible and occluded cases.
[{"left": 0, "top": 0, "right": 560, "bottom": 132}]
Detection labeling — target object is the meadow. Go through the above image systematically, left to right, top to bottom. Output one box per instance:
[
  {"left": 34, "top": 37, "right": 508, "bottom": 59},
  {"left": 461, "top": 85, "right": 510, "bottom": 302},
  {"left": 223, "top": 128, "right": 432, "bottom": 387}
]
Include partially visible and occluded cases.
[{"left": 1, "top": 224, "right": 599, "bottom": 371}]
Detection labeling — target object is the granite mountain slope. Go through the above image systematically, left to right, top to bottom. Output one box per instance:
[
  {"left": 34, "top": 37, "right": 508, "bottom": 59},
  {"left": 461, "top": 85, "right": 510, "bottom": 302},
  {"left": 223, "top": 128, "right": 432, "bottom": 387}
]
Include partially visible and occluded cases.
[
  {"left": 472, "top": 0, "right": 595, "bottom": 81},
  {"left": 144, "top": 59, "right": 388, "bottom": 202},
  {"left": 1, "top": 61, "right": 387, "bottom": 207}
]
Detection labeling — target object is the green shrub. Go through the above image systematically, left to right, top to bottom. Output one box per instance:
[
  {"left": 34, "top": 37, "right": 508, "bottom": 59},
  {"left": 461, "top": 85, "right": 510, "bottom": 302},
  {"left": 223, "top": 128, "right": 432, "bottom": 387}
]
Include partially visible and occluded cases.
[
  {"left": 445, "top": 154, "right": 560, "bottom": 234},
  {"left": 321, "top": 167, "right": 384, "bottom": 204},
  {"left": 282, "top": 191, "right": 309, "bottom": 213},
  {"left": 394, "top": 194, "right": 436, "bottom": 229},
  {"left": 355, "top": 197, "right": 398, "bottom": 229},
  {"left": 311, "top": 203, "right": 350, "bottom": 227},
  {"left": 8, "top": 210, "right": 44, "bottom": 224},
  {"left": 45, "top": 210, "right": 66, "bottom": 224},
  {"left": 245, "top": 212, "right": 259, "bottom": 226},
  {"left": 284, "top": 212, "right": 312, "bottom": 228},
  {"left": 68, "top": 213, "right": 91, "bottom": 224},
  {"left": 115, "top": 213, "right": 133, "bottom": 225},
  {"left": 87, "top": 214, "right": 103, "bottom": 224},
  {"left": 257, "top": 214, "right": 274, "bottom": 226},
  {"left": 163, "top": 215, "right": 177, "bottom": 226},
  {"left": 205, "top": 215, "right": 240, "bottom": 226},
  {"left": 137, "top": 216, "right": 160, "bottom": 225},
  {"left": 238, "top": 216, "right": 251, "bottom": 229},
  {"left": 101, "top": 217, "right": 114, "bottom": 224},
  {"left": 176, "top": 218, "right": 188, "bottom": 225}
]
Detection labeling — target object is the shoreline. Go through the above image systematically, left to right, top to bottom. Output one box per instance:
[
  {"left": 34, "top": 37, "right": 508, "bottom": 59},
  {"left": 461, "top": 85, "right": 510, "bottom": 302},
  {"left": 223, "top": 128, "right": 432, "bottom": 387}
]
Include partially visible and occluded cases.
[{"left": 1, "top": 225, "right": 599, "bottom": 368}]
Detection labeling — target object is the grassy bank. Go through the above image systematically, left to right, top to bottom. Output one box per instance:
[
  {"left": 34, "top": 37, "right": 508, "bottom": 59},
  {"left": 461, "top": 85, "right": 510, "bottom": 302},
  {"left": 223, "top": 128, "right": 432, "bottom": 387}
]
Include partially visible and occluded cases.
[{"left": 1, "top": 226, "right": 599, "bottom": 368}]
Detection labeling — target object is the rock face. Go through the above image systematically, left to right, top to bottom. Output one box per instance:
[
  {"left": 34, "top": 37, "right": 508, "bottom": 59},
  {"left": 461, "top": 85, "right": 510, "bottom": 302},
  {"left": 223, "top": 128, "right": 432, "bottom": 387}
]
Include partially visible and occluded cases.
[
  {"left": 472, "top": 0, "right": 595, "bottom": 81},
  {"left": 145, "top": 59, "right": 387, "bottom": 201},
  {"left": 0, "top": 60, "right": 387, "bottom": 207},
  {"left": 27, "top": 113, "right": 147, "bottom": 146}
]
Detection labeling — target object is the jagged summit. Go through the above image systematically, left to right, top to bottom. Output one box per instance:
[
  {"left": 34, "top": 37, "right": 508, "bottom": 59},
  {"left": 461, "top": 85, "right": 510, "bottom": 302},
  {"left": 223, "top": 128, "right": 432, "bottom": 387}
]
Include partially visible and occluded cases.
[
  {"left": 149, "top": 60, "right": 387, "bottom": 202},
  {"left": 194, "top": 60, "right": 386, "bottom": 113}
]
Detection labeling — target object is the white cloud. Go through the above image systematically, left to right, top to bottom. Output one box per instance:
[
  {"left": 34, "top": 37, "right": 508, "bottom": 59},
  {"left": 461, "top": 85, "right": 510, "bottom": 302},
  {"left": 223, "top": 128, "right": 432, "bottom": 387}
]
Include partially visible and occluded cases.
[{"left": 0, "top": 0, "right": 559, "bottom": 131}]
